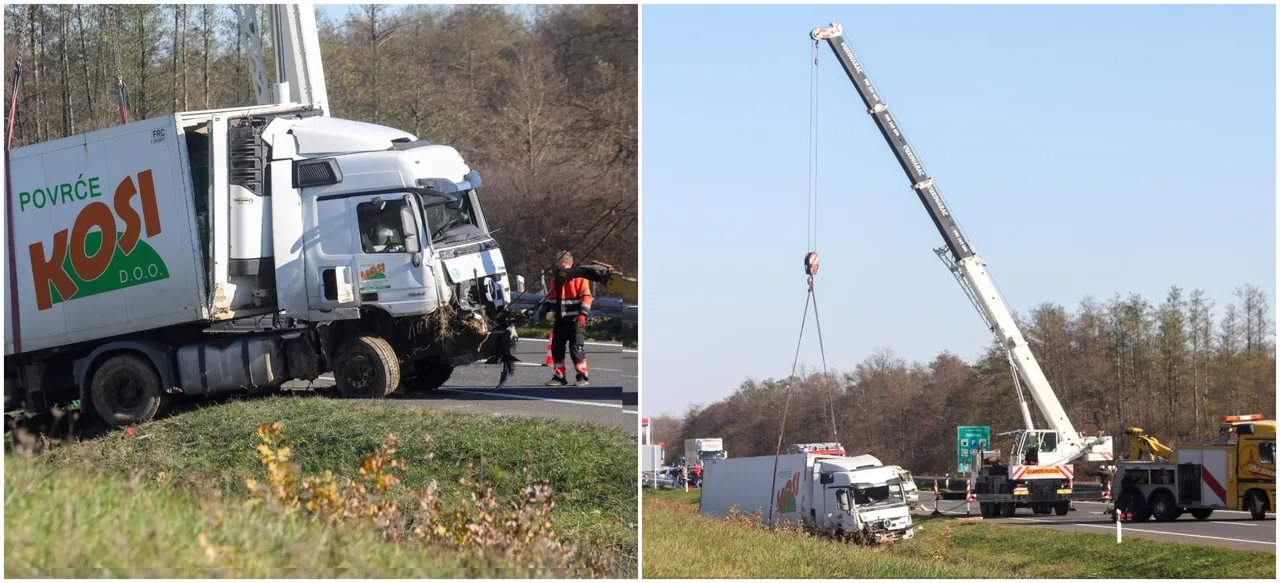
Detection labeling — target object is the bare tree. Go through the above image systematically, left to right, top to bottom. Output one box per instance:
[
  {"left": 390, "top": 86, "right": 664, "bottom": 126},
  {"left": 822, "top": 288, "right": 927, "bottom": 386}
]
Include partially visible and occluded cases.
[{"left": 202, "top": 4, "right": 211, "bottom": 108}]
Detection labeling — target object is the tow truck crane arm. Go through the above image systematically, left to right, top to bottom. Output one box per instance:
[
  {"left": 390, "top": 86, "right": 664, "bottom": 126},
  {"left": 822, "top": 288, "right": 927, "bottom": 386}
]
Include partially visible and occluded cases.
[
  {"left": 811, "top": 23, "right": 1111, "bottom": 466},
  {"left": 1124, "top": 427, "right": 1174, "bottom": 461}
]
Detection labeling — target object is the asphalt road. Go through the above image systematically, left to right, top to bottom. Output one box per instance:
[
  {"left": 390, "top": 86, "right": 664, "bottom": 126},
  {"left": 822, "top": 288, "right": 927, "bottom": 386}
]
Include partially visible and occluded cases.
[
  {"left": 290, "top": 338, "right": 638, "bottom": 435},
  {"left": 917, "top": 497, "right": 1276, "bottom": 552}
]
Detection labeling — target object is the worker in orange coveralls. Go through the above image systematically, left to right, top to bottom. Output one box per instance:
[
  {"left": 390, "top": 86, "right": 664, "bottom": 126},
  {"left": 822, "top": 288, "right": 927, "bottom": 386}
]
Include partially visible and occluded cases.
[{"left": 535, "top": 251, "right": 593, "bottom": 386}]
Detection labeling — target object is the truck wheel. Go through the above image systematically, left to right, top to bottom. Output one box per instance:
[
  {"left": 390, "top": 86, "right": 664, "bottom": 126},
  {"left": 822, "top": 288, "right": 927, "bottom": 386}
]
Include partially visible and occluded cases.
[
  {"left": 334, "top": 336, "right": 400, "bottom": 399},
  {"left": 90, "top": 354, "right": 164, "bottom": 427},
  {"left": 405, "top": 361, "right": 453, "bottom": 392},
  {"left": 1117, "top": 491, "right": 1150, "bottom": 522},
  {"left": 1149, "top": 492, "right": 1179, "bottom": 522},
  {"left": 1248, "top": 492, "right": 1268, "bottom": 520},
  {"left": 1054, "top": 501, "right": 1070, "bottom": 516},
  {"left": 979, "top": 502, "right": 992, "bottom": 518},
  {"left": 1000, "top": 502, "right": 1016, "bottom": 518},
  {"left": 1190, "top": 508, "right": 1213, "bottom": 520}
]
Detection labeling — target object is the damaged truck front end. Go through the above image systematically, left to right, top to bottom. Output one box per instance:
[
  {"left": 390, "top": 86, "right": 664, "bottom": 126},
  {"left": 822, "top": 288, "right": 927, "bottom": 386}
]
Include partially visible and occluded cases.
[{"left": 293, "top": 129, "right": 520, "bottom": 395}]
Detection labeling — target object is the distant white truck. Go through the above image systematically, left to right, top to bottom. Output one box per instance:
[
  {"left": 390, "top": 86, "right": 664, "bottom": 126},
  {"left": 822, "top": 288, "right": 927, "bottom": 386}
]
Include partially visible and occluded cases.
[
  {"left": 685, "top": 437, "right": 727, "bottom": 466},
  {"left": 700, "top": 453, "right": 915, "bottom": 543}
]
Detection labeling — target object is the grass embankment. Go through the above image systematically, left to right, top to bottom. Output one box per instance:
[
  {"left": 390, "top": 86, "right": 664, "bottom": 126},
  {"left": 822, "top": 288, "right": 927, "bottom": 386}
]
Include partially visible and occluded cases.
[
  {"left": 519, "top": 318, "right": 637, "bottom": 348},
  {"left": 6, "top": 397, "right": 637, "bottom": 577},
  {"left": 642, "top": 490, "right": 1274, "bottom": 578}
]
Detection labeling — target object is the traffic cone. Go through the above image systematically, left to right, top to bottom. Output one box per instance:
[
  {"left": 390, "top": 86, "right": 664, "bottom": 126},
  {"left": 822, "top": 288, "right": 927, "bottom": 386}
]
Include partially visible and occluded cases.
[
  {"left": 543, "top": 333, "right": 553, "bottom": 366},
  {"left": 1069, "top": 477, "right": 1076, "bottom": 511},
  {"left": 930, "top": 479, "right": 942, "bottom": 516},
  {"left": 1102, "top": 480, "right": 1112, "bottom": 501}
]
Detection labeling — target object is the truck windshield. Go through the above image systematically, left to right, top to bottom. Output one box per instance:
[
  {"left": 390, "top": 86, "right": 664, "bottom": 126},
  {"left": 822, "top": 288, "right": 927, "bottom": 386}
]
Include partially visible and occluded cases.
[
  {"left": 422, "top": 191, "right": 484, "bottom": 244},
  {"left": 852, "top": 484, "right": 905, "bottom": 506}
]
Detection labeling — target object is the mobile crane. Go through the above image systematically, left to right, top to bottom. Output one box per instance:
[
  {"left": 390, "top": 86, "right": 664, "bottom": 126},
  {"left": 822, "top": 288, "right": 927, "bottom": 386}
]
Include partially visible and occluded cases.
[{"left": 810, "top": 23, "right": 1113, "bottom": 517}]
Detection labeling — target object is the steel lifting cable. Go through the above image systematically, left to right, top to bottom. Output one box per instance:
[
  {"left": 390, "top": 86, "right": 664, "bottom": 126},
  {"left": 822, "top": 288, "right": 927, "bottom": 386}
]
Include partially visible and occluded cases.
[
  {"left": 807, "top": 38, "right": 838, "bottom": 441},
  {"left": 766, "top": 42, "right": 840, "bottom": 528},
  {"left": 766, "top": 286, "right": 812, "bottom": 527}
]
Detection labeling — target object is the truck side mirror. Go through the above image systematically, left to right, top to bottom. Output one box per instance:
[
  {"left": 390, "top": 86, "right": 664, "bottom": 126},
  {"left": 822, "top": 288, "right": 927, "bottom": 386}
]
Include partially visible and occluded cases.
[{"left": 400, "top": 196, "right": 422, "bottom": 264}]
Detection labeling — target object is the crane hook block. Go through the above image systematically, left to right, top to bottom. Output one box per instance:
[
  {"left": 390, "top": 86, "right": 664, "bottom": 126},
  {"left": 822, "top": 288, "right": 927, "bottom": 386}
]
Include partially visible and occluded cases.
[{"left": 804, "top": 252, "right": 820, "bottom": 276}]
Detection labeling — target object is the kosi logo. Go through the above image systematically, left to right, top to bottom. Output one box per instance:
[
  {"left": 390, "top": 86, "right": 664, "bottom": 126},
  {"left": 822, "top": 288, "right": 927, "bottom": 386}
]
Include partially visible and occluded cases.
[
  {"left": 29, "top": 170, "right": 169, "bottom": 311},
  {"left": 775, "top": 471, "right": 801, "bottom": 514}
]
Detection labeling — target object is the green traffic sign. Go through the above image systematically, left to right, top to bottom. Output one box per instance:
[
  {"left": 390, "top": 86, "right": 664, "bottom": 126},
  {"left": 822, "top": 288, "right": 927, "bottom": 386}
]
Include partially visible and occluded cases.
[{"left": 957, "top": 426, "right": 990, "bottom": 474}]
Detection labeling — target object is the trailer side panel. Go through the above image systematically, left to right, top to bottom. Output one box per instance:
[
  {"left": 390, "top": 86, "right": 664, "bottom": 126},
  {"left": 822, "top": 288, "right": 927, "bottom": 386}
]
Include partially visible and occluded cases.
[{"left": 5, "top": 115, "right": 207, "bottom": 355}]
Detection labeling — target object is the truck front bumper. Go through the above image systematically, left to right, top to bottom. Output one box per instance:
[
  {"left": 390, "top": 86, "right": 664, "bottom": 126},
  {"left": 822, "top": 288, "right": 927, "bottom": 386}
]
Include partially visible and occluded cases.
[{"left": 869, "top": 526, "right": 914, "bottom": 543}]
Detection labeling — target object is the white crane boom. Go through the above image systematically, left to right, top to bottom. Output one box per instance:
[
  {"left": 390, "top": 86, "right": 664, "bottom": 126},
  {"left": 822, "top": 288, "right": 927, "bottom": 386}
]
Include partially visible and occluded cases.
[
  {"left": 237, "top": 4, "right": 329, "bottom": 115},
  {"left": 811, "top": 23, "right": 1111, "bottom": 468}
]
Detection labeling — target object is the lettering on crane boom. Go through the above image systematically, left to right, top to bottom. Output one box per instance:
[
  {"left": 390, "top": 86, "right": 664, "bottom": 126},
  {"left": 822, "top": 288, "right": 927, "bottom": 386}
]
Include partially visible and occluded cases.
[{"left": 25, "top": 170, "right": 170, "bottom": 311}]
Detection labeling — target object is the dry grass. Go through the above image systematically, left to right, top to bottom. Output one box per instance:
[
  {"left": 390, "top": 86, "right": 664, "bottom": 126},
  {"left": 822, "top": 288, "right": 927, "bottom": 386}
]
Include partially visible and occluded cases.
[
  {"left": 6, "top": 397, "right": 635, "bottom": 577},
  {"left": 642, "top": 490, "right": 1275, "bottom": 578}
]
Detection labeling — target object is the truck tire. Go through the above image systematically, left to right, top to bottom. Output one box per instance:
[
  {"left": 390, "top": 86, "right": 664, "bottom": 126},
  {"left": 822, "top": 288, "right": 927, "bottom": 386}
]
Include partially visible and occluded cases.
[
  {"left": 333, "top": 336, "right": 400, "bottom": 399},
  {"left": 90, "top": 354, "right": 164, "bottom": 427},
  {"left": 404, "top": 361, "right": 453, "bottom": 392},
  {"left": 1117, "top": 491, "right": 1150, "bottom": 522},
  {"left": 1149, "top": 491, "right": 1180, "bottom": 522},
  {"left": 1248, "top": 492, "right": 1268, "bottom": 520},
  {"left": 1054, "top": 501, "right": 1070, "bottom": 516},
  {"left": 1000, "top": 502, "right": 1016, "bottom": 517},
  {"left": 1190, "top": 508, "right": 1213, "bottom": 520}
]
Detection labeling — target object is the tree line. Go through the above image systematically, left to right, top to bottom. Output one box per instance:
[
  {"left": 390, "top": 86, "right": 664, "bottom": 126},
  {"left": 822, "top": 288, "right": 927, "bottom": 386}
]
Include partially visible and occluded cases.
[
  {"left": 2, "top": 4, "right": 637, "bottom": 286},
  {"left": 651, "top": 284, "right": 1276, "bottom": 478}
]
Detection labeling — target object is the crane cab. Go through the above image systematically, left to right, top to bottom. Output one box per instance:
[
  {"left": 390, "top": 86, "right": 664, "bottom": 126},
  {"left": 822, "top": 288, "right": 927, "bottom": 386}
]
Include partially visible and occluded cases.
[{"left": 1010, "top": 430, "right": 1060, "bottom": 466}]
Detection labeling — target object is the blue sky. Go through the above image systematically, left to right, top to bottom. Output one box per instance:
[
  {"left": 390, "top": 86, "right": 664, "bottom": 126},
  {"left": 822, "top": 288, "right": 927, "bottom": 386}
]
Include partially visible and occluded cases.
[{"left": 641, "top": 4, "right": 1276, "bottom": 417}]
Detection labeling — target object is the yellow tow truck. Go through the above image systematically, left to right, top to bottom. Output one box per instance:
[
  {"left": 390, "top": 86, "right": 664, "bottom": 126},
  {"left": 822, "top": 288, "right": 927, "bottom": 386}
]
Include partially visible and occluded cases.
[{"left": 1112, "top": 415, "right": 1276, "bottom": 521}]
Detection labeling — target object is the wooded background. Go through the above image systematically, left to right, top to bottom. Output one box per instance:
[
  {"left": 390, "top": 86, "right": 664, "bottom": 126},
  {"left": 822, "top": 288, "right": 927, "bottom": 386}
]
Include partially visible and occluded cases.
[
  {"left": 2, "top": 4, "right": 637, "bottom": 285},
  {"left": 651, "top": 284, "right": 1276, "bottom": 478}
]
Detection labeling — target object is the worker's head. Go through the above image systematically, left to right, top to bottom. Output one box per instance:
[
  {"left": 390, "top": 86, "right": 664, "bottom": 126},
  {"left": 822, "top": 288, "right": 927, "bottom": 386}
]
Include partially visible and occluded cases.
[
  {"left": 369, "top": 221, "right": 396, "bottom": 247},
  {"left": 554, "top": 251, "right": 573, "bottom": 269}
]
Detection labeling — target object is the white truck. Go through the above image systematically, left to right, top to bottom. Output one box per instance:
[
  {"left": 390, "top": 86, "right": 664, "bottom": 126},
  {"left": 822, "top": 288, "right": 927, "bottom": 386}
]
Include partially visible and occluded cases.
[
  {"left": 3, "top": 4, "right": 522, "bottom": 426},
  {"left": 3, "top": 102, "right": 519, "bottom": 424},
  {"left": 685, "top": 437, "right": 728, "bottom": 466},
  {"left": 700, "top": 453, "right": 915, "bottom": 543}
]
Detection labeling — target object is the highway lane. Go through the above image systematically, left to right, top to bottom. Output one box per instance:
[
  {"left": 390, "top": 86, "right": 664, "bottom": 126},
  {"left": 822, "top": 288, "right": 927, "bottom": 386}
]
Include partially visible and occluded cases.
[
  {"left": 288, "top": 338, "right": 638, "bottom": 435},
  {"left": 916, "top": 498, "right": 1276, "bottom": 552}
]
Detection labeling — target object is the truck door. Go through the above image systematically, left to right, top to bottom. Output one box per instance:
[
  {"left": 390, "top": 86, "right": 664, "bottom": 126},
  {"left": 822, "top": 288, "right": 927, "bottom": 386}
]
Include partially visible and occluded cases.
[
  {"left": 304, "top": 192, "right": 430, "bottom": 313},
  {"left": 808, "top": 467, "right": 825, "bottom": 528}
]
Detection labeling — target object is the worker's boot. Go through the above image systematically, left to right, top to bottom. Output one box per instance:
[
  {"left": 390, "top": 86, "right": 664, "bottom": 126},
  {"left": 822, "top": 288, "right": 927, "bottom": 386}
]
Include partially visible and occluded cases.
[
  {"left": 574, "top": 374, "right": 590, "bottom": 387},
  {"left": 545, "top": 376, "right": 568, "bottom": 386}
]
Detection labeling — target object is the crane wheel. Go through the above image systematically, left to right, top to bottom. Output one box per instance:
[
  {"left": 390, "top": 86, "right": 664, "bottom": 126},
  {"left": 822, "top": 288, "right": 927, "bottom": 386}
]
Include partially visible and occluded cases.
[
  {"left": 1117, "top": 491, "right": 1151, "bottom": 522},
  {"left": 1149, "top": 492, "right": 1180, "bottom": 522},
  {"left": 1248, "top": 492, "right": 1269, "bottom": 520},
  {"left": 1053, "top": 501, "right": 1070, "bottom": 516},
  {"left": 1000, "top": 502, "right": 1016, "bottom": 518},
  {"left": 1190, "top": 508, "right": 1213, "bottom": 520}
]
